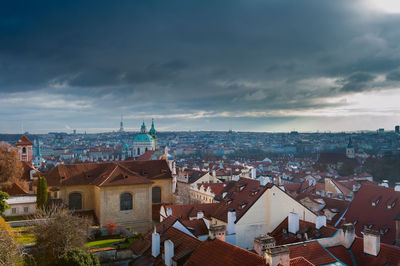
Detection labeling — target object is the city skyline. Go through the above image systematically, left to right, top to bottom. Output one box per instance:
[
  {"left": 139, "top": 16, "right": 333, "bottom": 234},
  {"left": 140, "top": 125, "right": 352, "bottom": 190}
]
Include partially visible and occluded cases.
[{"left": 1, "top": 0, "right": 400, "bottom": 133}]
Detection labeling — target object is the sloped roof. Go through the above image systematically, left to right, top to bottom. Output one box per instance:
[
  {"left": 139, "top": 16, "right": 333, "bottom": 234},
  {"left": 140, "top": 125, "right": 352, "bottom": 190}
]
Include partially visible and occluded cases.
[
  {"left": 15, "top": 135, "right": 33, "bottom": 146},
  {"left": 45, "top": 160, "right": 171, "bottom": 187},
  {"left": 211, "top": 178, "right": 273, "bottom": 223},
  {"left": 1, "top": 182, "right": 29, "bottom": 196},
  {"left": 343, "top": 184, "right": 400, "bottom": 245},
  {"left": 162, "top": 203, "right": 219, "bottom": 220},
  {"left": 269, "top": 217, "right": 338, "bottom": 245},
  {"left": 181, "top": 219, "right": 209, "bottom": 236},
  {"left": 327, "top": 237, "right": 400, "bottom": 265},
  {"left": 185, "top": 239, "right": 265, "bottom": 266},
  {"left": 288, "top": 241, "right": 338, "bottom": 265}
]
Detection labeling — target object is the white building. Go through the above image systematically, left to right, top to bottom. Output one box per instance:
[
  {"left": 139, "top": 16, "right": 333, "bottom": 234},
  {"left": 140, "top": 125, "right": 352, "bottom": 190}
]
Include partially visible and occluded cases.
[{"left": 133, "top": 121, "right": 156, "bottom": 156}]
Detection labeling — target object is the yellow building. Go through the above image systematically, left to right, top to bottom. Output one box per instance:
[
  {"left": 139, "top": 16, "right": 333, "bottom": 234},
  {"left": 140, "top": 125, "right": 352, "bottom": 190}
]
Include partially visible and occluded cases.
[{"left": 45, "top": 160, "right": 173, "bottom": 232}]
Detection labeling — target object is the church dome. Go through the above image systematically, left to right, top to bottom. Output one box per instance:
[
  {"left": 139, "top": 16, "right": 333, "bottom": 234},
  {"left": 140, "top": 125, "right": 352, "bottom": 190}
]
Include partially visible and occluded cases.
[{"left": 134, "top": 133, "right": 154, "bottom": 143}]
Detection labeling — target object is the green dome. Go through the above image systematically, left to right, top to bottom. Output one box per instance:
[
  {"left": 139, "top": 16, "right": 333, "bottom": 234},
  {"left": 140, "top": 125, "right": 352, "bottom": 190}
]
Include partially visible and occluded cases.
[{"left": 134, "top": 133, "right": 154, "bottom": 142}]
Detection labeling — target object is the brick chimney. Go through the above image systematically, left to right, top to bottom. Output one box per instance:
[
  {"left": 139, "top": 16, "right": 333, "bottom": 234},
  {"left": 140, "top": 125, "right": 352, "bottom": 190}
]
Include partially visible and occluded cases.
[
  {"left": 288, "top": 212, "right": 299, "bottom": 234},
  {"left": 340, "top": 223, "right": 355, "bottom": 249},
  {"left": 363, "top": 229, "right": 380, "bottom": 256},
  {"left": 254, "top": 234, "right": 276, "bottom": 256},
  {"left": 265, "top": 246, "right": 290, "bottom": 266}
]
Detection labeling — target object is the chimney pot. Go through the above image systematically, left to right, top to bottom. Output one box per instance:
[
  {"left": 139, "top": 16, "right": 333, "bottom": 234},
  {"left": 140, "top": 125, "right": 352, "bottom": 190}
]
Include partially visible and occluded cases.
[{"left": 363, "top": 228, "right": 380, "bottom": 256}]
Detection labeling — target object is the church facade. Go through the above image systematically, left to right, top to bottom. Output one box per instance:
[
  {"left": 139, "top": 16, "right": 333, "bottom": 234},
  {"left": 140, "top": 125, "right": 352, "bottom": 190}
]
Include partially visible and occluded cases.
[{"left": 132, "top": 120, "right": 157, "bottom": 157}]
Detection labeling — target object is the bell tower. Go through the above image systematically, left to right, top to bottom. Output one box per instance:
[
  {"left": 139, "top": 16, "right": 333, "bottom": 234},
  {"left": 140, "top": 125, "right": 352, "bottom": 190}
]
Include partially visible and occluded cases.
[
  {"left": 16, "top": 135, "right": 33, "bottom": 164},
  {"left": 346, "top": 137, "right": 355, "bottom": 159}
]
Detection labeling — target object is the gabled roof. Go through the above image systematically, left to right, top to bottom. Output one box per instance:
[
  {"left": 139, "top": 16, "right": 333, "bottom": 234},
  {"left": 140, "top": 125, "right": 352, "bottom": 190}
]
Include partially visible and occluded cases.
[
  {"left": 15, "top": 135, "right": 33, "bottom": 146},
  {"left": 45, "top": 160, "right": 171, "bottom": 187},
  {"left": 211, "top": 178, "right": 273, "bottom": 223},
  {"left": 1, "top": 182, "right": 29, "bottom": 196},
  {"left": 343, "top": 184, "right": 400, "bottom": 245},
  {"left": 162, "top": 203, "right": 219, "bottom": 220},
  {"left": 181, "top": 219, "right": 209, "bottom": 236},
  {"left": 185, "top": 239, "right": 266, "bottom": 266},
  {"left": 288, "top": 241, "right": 339, "bottom": 265}
]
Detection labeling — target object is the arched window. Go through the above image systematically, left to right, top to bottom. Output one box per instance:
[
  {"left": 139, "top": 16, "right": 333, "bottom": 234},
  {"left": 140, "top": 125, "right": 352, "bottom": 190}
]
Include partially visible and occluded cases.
[
  {"left": 22, "top": 147, "right": 26, "bottom": 154},
  {"left": 145, "top": 147, "right": 148, "bottom": 152},
  {"left": 137, "top": 148, "right": 140, "bottom": 155},
  {"left": 152, "top": 186, "right": 161, "bottom": 204},
  {"left": 69, "top": 192, "right": 82, "bottom": 210},
  {"left": 120, "top": 193, "right": 133, "bottom": 211}
]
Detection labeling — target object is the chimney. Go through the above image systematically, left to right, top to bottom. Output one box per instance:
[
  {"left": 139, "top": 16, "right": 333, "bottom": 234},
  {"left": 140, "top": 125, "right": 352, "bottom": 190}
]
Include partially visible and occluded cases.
[
  {"left": 251, "top": 168, "right": 257, "bottom": 179},
  {"left": 212, "top": 170, "right": 216, "bottom": 178},
  {"left": 380, "top": 180, "right": 389, "bottom": 188},
  {"left": 395, "top": 182, "right": 400, "bottom": 192},
  {"left": 166, "top": 207, "right": 172, "bottom": 217},
  {"left": 227, "top": 209, "right": 236, "bottom": 235},
  {"left": 197, "top": 211, "right": 204, "bottom": 219},
  {"left": 288, "top": 212, "right": 299, "bottom": 234},
  {"left": 315, "top": 215, "right": 327, "bottom": 230},
  {"left": 340, "top": 223, "right": 355, "bottom": 249},
  {"left": 209, "top": 224, "right": 226, "bottom": 241},
  {"left": 151, "top": 228, "right": 160, "bottom": 257},
  {"left": 363, "top": 229, "right": 380, "bottom": 256},
  {"left": 254, "top": 235, "right": 276, "bottom": 256},
  {"left": 164, "top": 239, "right": 174, "bottom": 266},
  {"left": 265, "top": 246, "right": 290, "bottom": 266}
]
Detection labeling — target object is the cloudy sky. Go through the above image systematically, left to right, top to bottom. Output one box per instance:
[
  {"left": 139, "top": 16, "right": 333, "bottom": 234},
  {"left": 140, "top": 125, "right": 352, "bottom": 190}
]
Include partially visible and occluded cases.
[{"left": 1, "top": 0, "right": 400, "bottom": 133}]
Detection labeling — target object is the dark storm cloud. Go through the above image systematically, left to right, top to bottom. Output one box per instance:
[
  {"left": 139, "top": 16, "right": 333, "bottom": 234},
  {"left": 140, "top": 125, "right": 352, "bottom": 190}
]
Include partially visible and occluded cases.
[{"left": 1, "top": 0, "right": 400, "bottom": 132}]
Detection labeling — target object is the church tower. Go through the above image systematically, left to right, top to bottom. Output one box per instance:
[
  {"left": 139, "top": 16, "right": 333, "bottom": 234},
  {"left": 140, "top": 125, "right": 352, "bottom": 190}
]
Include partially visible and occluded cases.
[
  {"left": 119, "top": 114, "right": 124, "bottom": 132},
  {"left": 149, "top": 119, "right": 157, "bottom": 148},
  {"left": 16, "top": 135, "right": 33, "bottom": 164},
  {"left": 346, "top": 137, "right": 355, "bottom": 159}
]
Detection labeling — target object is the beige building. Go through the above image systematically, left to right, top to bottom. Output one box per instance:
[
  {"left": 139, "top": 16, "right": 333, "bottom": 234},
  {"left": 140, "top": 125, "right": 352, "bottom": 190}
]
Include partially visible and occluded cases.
[{"left": 45, "top": 160, "right": 173, "bottom": 232}]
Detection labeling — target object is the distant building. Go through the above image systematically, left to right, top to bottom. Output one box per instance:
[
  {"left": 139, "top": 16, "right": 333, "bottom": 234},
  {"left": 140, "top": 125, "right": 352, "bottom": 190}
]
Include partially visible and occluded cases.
[
  {"left": 119, "top": 114, "right": 124, "bottom": 132},
  {"left": 133, "top": 121, "right": 156, "bottom": 157},
  {"left": 396, "top": 125, "right": 399, "bottom": 134},
  {"left": 15, "top": 135, "right": 33, "bottom": 164},
  {"left": 346, "top": 137, "right": 355, "bottom": 159}
]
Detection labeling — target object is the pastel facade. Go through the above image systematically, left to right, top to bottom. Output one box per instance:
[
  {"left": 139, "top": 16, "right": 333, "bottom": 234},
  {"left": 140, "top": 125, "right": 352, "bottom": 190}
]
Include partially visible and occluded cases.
[{"left": 45, "top": 160, "right": 173, "bottom": 232}]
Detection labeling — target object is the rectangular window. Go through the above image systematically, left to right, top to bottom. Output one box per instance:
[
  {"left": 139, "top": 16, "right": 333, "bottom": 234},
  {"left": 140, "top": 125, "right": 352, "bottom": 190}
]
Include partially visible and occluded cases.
[
  {"left": 24, "top": 207, "right": 29, "bottom": 213},
  {"left": 12, "top": 208, "right": 17, "bottom": 214}
]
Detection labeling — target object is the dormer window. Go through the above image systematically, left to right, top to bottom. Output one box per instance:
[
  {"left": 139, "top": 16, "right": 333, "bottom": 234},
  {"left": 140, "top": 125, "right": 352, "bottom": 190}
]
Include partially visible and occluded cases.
[{"left": 371, "top": 196, "right": 381, "bottom": 207}]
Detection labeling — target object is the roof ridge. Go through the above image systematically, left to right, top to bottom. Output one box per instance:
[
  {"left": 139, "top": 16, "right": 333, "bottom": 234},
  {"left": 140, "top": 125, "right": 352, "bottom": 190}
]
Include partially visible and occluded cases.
[{"left": 98, "top": 163, "right": 119, "bottom": 186}]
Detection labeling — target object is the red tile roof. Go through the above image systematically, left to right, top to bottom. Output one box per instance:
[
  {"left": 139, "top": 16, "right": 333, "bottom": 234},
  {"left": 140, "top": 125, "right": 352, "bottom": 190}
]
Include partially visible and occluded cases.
[
  {"left": 15, "top": 135, "right": 33, "bottom": 146},
  {"left": 136, "top": 150, "right": 154, "bottom": 161},
  {"left": 45, "top": 160, "right": 171, "bottom": 187},
  {"left": 211, "top": 178, "right": 273, "bottom": 223},
  {"left": 1, "top": 182, "right": 29, "bottom": 196},
  {"left": 343, "top": 184, "right": 400, "bottom": 245},
  {"left": 162, "top": 203, "right": 219, "bottom": 220},
  {"left": 269, "top": 217, "right": 338, "bottom": 245},
  {"left": 181, "top": 219, "right": 209, "bottom": 237},
  {"left": 327, "top": 237, "right": 400, "bottom": 265},
  {"left": 185, "top": 239, "right": 266, "bottom": 266},
  {"left": 288, "top": 241, "right": 338, "bottom": 265},
  {"left": 290, "top": 257, "right": 315, "bottom": 266}
]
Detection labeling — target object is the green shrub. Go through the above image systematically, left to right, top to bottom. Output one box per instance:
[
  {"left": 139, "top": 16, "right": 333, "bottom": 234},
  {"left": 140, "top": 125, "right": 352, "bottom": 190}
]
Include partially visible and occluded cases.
[{"left": 57, "top": 248, "right": 100, "bottom": 266}]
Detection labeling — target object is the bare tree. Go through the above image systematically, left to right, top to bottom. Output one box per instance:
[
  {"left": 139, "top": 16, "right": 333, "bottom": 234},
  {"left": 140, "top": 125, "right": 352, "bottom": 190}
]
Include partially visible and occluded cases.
[
  {"left": 0, "top": 142, "right": 23, "bottom": 187},
  {"left": 30, "top": 207, "right": 90, "bottom": 266},
  {"left": 0, "top": 227, "right": 23, "bottom": 266}
]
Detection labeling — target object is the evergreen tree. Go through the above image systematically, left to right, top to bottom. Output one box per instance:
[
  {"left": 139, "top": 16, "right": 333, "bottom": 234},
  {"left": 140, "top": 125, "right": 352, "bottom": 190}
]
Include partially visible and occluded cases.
[
  {"left": 36, "top": 177, "right": 42, "bottom": 209},
  {"left": 36, "top": 177, "right": 48, "bottom": 209},
  {"left": 42, "top": 177, "right": 48, "bottom": 208},
  {"left": 0, "top": 191, "right": 10, "bottom": 215}
]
